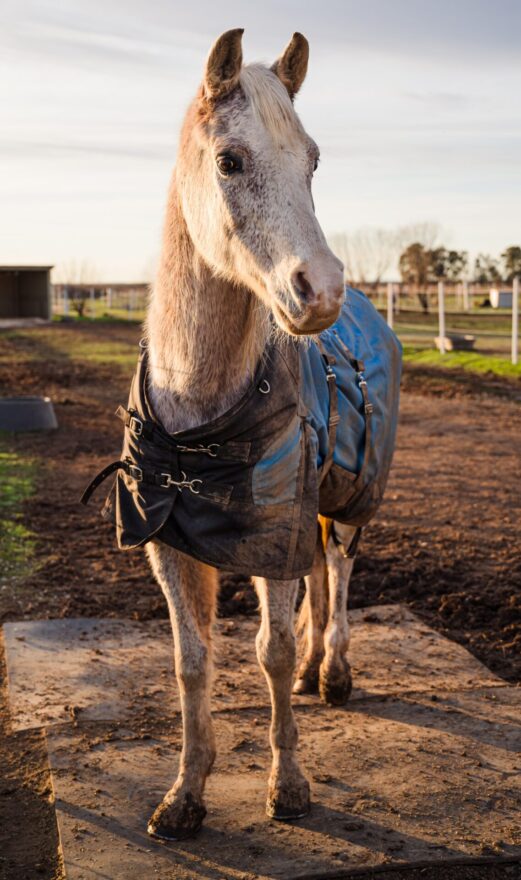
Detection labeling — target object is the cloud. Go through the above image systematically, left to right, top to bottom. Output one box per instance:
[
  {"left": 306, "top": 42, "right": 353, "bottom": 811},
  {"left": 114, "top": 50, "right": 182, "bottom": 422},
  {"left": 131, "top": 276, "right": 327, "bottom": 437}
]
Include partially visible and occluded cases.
[{"left": 1, "top": 0, "right": 520, "bottom": 279}]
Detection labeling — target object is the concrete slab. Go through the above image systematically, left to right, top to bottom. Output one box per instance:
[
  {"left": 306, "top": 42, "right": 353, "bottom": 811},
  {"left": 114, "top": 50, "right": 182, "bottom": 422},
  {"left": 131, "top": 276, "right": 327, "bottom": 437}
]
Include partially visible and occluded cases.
[
  {"left": 4, "top": 606, "right": 505, "bottom": 731},
  {"left": 47, "top": 687, "right": 521, "bottom": 879}
]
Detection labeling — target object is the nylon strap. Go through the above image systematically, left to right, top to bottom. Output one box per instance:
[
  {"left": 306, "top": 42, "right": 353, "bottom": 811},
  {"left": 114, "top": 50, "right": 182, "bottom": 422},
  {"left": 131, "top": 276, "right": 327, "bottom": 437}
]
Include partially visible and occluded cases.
[
  {"left": 317, "top": 340, "right": 340, "bottom": 485},
  {"left": 354, "top": 371, "right": 374, "bottom": 489}
]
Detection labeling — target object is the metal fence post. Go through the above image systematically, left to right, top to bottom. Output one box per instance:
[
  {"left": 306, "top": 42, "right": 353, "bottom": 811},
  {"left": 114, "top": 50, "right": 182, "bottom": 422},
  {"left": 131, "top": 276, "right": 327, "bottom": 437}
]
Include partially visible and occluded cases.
[
  {"left": 513, "top": 276, "right": 519, "bottom": 366},
  {"left": 438, "top": 281, "right": 446, "bottom": 354},
  {"left": 387, "top": 282, "right": 394, "bottom": 329}
]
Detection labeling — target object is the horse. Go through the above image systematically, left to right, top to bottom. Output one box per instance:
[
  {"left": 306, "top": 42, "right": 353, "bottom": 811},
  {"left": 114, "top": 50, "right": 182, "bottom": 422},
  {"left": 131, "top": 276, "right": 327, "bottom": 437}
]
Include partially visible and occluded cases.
[{"left": 137, "top": 29, "right": 369, "bottom": 839}]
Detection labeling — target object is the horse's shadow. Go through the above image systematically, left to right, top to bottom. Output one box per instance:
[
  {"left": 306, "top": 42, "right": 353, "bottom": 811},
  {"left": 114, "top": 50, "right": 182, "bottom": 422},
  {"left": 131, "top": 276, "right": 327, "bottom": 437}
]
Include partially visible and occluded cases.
[
  {"left": 334, "top": 689, "right": 521, "bottom": 754},
  {"left": 56, "top": 794, "right": 467, "bottom": 880}
]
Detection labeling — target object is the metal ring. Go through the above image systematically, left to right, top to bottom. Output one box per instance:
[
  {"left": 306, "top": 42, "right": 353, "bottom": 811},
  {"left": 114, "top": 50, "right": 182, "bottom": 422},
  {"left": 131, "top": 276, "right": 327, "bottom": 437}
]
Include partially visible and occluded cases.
[{"left": 258, "top": 379, "right": 271, "bottom": 394}]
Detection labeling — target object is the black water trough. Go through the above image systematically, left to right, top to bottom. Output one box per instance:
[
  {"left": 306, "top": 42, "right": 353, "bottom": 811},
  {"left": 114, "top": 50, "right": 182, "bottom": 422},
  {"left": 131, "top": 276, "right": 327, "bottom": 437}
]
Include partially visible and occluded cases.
[{"left": 0, "top": 396, "right": 58, "bottom": 431}]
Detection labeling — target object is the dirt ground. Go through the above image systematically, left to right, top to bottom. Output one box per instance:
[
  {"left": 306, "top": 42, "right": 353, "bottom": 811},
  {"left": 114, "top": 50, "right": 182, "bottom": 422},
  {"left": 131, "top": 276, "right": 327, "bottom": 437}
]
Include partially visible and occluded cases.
[{"left": 0, "top": 321, "right": 520, "bottom": 880}]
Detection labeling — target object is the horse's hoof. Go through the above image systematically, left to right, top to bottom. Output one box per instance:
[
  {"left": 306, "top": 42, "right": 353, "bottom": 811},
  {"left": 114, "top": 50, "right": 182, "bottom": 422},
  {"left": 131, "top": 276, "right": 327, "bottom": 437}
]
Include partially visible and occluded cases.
[
  {"left": 319, "top": 659, "right": 352, "bottom": 706},
  {"left": 293, "top": 671, "right": 319, "bottom": 695},
  {"left": 266, "top": 779, "right": 310, "bottom": 821},
  {"left": 147, "top": 793, "right": 206, "bottom": 841}
]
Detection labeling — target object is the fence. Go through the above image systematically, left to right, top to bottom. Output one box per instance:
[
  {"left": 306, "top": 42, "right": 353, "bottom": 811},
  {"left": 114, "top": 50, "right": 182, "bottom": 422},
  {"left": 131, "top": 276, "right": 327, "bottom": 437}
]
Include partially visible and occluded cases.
[
  {"left": 52, "top": 279, "right": 520, "bottom": 366},
  {"left": 363, "top": 279, "right": 520, "bottom": 365},
  {"left": 52, "top": 284, "right": 148, "bottom": 322}
]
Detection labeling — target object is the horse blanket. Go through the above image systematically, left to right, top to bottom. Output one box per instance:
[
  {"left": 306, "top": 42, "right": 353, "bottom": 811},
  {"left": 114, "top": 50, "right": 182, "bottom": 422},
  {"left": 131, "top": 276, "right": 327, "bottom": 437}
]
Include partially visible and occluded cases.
[{"left": 82, "top": 287, "right": 402, "bottom": 579}]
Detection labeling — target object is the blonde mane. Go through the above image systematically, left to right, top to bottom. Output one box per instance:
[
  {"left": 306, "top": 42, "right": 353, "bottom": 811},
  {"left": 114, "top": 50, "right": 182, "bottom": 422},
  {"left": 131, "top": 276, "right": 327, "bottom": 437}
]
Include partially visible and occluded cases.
[{"left": 239, "top": 64, "right": 303, "bottom": 145}]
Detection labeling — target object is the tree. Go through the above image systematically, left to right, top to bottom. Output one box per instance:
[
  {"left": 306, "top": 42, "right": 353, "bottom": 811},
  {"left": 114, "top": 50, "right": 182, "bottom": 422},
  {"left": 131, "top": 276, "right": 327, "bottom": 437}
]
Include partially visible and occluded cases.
[
  {"left": 329, "top": 221, "right": 445, "bottom": 286},
  {"left": 395, "top": 221, "right": 442, "bottom": 253},
  {"left": 328, "top": 228, "right": 400, "bottom": 285},
  {"left": 398, "top": 242, "right": 431, "bottom": 312},
  {"left": 398, "top": 244, "right": 467, "bottom": 312},
  {"left": 501, "top": 246, "right": 521, "bottom": 282},
  {"left": 429, "top": 248, "right": 468, "bottom": 281},
  {"left": 444, "top": 249, "right": 468, "bottom": 281},
  {"left": 473, "top": 254, "right": 502, "bottom": 285},
  {"left": 52, "top": 260, "right": 99, "bottom": 317}
]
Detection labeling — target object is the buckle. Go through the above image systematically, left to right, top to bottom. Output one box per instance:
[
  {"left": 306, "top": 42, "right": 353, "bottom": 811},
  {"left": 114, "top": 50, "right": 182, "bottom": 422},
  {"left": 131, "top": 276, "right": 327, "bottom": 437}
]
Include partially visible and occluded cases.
[
  {"left": 365, "top": 403, "right": 374, "bottom": 414},
  {"left": 129, "top": 415, "right": 143, "bottom": 437},
  {"left": 176, "top": 443, "right": 220, "bottom": 458},
  {"left": 128, "top": 464, "right": 143, "bottom": 482},
  {"left": 159, "top": 471, "right": 203, "bottom": 494}
]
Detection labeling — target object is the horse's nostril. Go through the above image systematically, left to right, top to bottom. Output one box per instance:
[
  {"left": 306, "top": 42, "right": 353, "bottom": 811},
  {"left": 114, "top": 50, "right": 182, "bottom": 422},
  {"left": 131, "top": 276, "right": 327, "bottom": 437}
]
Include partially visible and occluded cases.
[{"left": 292, "top": 270, "right": 315, "bottom": 302}]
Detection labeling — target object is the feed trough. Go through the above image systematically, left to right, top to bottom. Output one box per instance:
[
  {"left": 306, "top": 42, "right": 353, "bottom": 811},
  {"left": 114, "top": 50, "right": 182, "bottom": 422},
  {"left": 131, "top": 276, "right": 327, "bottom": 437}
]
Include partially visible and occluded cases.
[
  {"left": 435, "top": 333, "right": 476, "bottom": 352},
  {"left": 0, "top": 396, "right": 58, "bottom": 431}
]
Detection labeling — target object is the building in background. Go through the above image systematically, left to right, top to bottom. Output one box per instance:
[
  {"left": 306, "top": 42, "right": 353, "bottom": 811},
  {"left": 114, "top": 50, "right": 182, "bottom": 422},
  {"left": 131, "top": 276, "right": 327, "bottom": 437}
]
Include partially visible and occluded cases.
[{"left": 0, "top": 266, "right": 53, "bottom": 320}]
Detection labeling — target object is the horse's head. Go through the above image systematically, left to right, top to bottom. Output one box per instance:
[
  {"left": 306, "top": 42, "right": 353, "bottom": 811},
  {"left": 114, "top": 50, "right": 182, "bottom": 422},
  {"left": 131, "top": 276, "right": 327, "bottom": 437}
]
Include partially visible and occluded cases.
[{"left": 176, "top": 29, "right": 344, "bottom": 336}]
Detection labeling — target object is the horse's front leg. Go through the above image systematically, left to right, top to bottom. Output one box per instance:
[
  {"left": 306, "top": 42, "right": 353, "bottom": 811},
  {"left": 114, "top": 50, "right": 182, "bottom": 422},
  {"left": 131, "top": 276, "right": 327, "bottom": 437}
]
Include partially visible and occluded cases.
[
  {"left": 146, "top": 543, "right": 217, "bottom": 840},
  {"left": 253, "top": 576, "right": 310, "bottom": 820}
]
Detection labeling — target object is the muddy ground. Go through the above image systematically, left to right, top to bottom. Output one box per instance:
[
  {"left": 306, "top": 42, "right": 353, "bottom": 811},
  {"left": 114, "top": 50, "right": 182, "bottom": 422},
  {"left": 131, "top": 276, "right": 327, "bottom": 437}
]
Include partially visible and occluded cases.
[{"left": 0, "top": 321, "right": 520, "bottom": 880}]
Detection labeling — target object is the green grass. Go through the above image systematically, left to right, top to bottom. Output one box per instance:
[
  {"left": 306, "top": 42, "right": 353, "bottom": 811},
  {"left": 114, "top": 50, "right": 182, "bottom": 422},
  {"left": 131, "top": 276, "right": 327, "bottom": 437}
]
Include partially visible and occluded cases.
[
  {"left": 52, "top": 308, "right": 146, "bottom": 323},
  {"left": 0, "top": 326, "right": 138, "bottom": 369},
  {"left": 402, "top": 346, "right": 521, "bottom": 379},
  {"left": 0, "top": 447, "right": 37, "bottom": 582}
]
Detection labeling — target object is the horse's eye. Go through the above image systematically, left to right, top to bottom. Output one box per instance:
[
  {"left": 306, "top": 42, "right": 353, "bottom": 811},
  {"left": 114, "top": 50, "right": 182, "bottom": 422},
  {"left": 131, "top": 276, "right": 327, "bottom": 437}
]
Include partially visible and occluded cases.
[
  {"left": 216, "top": 153, "right": 243, "bottom": 176},
  {"left": 313, "top": 156, "right": 320, "bottom": 173}
]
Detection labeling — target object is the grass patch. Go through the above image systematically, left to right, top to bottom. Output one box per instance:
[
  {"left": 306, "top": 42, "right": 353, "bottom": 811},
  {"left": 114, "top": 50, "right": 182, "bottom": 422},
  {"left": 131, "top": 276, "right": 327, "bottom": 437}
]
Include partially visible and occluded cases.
[
  {"left": 0, "top": 326, "right": 138, "bottom": 370},
  {"left": 402, "top": 346, "right": 521, "bottom": 379},
  {"left": 0, "top": 446, "right": 37, "bottom": 582}
]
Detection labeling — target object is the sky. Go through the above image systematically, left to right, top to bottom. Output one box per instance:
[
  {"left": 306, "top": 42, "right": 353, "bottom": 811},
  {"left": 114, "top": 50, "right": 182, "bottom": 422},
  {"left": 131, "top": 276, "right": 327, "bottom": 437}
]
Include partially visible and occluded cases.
[{"left": 1, "top": 0, "right": 520, "bottom": 281}]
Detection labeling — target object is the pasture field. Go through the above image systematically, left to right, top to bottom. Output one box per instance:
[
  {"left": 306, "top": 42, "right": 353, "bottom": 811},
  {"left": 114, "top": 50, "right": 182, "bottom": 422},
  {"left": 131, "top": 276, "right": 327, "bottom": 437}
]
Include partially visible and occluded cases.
[{"left": 0, "top": 320, "right": 520, "bottom": 879}]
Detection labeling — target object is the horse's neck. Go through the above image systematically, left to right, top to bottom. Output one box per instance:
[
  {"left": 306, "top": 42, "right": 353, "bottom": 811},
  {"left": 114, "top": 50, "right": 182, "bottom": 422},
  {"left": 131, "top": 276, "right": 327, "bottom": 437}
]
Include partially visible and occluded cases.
[{"left": 146, "top": 187, "right": 269, "bottom": 433}]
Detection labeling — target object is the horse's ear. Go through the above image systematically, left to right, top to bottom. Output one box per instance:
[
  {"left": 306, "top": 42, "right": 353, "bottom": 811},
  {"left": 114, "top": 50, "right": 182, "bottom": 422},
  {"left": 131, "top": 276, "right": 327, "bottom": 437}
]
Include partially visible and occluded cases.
[
  {"left": 204, "top": 29, "right": 244, "bottom": 101},
  {"left": 272, "top": 33, "right": 309, "bottom": 99}
]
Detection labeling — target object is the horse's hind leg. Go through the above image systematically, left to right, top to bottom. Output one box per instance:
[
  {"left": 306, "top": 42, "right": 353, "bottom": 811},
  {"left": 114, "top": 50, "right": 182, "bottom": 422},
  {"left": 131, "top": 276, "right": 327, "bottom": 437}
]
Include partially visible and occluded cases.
[
  {"left": 319, "top": 523, "right": 359, "bottom": 706},
  {"left": 293, "top": 529, "right": 327, "bottom": 695},
  {"left": 146, "top": 542, "right": 217, "bottom": 840},
  {"left": 253, "top": 576, "right": 310, "bottom": 819}
]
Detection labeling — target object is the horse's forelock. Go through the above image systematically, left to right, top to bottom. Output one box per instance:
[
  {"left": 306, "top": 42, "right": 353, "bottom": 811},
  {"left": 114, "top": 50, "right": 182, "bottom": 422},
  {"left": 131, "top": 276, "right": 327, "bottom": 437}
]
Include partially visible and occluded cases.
[{"left": 239, "top": 64, "right": 302, "bottom": 145}]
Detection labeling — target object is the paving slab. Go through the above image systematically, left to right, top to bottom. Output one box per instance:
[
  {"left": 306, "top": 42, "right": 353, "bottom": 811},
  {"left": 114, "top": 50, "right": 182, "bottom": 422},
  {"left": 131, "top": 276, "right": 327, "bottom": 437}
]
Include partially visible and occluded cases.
[
  {"left": 3, "top": 605, "right": 505, "bottom": 731},
  {"left": 47, "top": 687, "right": 521, "bottom": 879}
]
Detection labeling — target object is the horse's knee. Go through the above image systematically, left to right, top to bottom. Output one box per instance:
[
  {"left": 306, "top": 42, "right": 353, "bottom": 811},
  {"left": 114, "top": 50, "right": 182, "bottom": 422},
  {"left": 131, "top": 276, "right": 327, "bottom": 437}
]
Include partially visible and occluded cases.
[
  {"left": 257, "top": 626, "right": 296, "bottom": 678},
  {"left": 176, "top": 642, "right": 210, "bottom": 690}
]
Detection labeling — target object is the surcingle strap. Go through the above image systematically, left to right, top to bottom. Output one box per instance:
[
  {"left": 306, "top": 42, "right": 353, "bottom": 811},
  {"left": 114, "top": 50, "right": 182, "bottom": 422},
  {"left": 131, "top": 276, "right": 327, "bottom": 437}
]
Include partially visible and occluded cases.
[
  {"left": 316, "top": 340, "right": 339, "bottom": 485},
  {"left": 354, "top": 367, "right": 374, "bottom": 489}
]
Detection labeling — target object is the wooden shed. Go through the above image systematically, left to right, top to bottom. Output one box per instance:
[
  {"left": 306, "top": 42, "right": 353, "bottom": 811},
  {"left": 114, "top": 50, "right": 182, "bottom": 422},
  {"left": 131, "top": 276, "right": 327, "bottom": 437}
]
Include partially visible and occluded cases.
[{"left": 0, "top": 266, "right": 53, "bottom": 320}]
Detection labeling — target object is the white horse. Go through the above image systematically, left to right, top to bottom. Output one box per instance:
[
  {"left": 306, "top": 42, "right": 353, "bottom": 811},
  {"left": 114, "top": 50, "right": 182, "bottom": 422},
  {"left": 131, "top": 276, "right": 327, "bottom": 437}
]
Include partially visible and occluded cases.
[{"left": 144, "top": 29, "right": 358, "bottom": 839}]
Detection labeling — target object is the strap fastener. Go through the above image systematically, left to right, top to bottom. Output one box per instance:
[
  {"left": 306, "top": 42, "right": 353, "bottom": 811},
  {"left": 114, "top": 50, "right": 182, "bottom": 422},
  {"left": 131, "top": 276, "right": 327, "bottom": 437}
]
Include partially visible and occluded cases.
[
  {"left": 129, "top": 415, "right": 143, "bottom": 437},
  {"left": 128, "top": 464, "right": 143, "bottom": 482},
  {"left": 159, "top": 471, "right": 202, "bottom": 494}
]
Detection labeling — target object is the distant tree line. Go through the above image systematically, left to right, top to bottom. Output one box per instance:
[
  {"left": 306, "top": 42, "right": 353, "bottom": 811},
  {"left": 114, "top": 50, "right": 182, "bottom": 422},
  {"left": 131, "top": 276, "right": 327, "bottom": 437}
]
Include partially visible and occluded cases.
[
  {"left": 329, "top": 225, "right": 521, "bottom": 290},
  {"left": 399, "top": 244, "right": 521, "bottom": 287}
]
